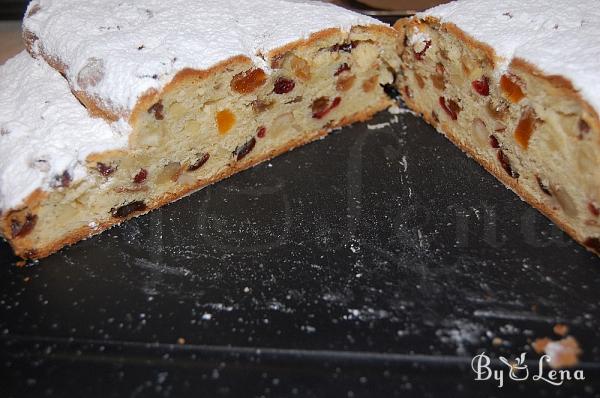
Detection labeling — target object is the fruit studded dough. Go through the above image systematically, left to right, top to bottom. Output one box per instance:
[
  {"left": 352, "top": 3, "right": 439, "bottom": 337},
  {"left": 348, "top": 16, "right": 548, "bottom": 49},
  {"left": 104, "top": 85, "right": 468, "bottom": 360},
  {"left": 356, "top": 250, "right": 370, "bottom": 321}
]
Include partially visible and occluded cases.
[
  {"left": 1, "top": 0, "right": 401, "bottom": 258},
  {"left": 395, "top": 0, "right": 600, "bottom": 255}
]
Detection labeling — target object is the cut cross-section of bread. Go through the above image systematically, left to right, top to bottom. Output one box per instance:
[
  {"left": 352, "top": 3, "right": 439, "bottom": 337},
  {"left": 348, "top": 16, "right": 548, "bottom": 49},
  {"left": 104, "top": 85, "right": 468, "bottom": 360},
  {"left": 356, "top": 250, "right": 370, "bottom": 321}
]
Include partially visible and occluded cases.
[
  {"left": 0, "top": 0, "right": 400, "bottom": 259},
  {"left": 394, "top": 0, "right": 600, "bottom": 255}
]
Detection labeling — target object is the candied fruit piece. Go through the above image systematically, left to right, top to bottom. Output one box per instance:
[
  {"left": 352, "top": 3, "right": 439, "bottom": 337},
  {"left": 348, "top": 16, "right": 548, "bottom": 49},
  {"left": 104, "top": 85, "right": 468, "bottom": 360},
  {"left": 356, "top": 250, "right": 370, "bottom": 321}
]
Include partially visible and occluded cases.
[
  {"left": 330, "top": 42, "right": 355, "bottom": 53},
  {"left": 290, "top": 55, "right": 311, "bottom": 81},
  {"left": 334, "top": 63, "right": 351, "bottom": 76},
  {"left": 230, "top": 68, "right": 267, "bottom": 94},
  {"left": 414, "top": 73, "right": 425, "bottom": 89},
  {"left": 336, "top": 74, "right": 356, "bottom": 92},
  {"left": 500, "top": 74, "right": 525, "bottom": 103},
  {"left": 362, "top": 76, "right": 378, "bottom": 93},
  {"left": 273, "top": 77, "right": 295, "bottom": 94},
  {"left": 472, "top": 77, "right": 490, "bottom": 96},
  {"left": 312, "top": 96, "right": 341, "bottom": 119},
  {"left": 439, "top": 97, "right": 460, "bottom": 120},
  {"left": 251, "top": 99, "right": 274, "bottom": 114},
  {"left": 148, "top": 101, "right": 164, "bottom": 120},
  {"left": 514, "top": 108, "right": 537, "bottom": 149},
  {"left": 216, "top": 109, "right": 236, "bottom": 135},
  {"left": 257, "top": 126, "right": 267, "bottom": 138},
  {"left": 235, "top": 137, "right": 256, "bottom": 161},
  {"left": 188, "top": 153, "right": 210, "bottom": 171},
  {"left": 96, "top": 162, "right": 116, "bottom": 177},
  {"left": 134, "top": 168, "right": 148, "bottom": 184},
  {"left": 112, "top": 201, "right": 147, "bottom": 218},
  {"left": 11, "top": 213, "right": 37, "bottom": 239}
]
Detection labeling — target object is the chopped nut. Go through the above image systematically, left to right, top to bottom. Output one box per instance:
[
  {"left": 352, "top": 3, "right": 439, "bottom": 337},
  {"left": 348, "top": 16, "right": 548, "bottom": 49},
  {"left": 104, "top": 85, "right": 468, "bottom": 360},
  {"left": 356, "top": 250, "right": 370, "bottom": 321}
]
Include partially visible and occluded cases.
[{"left": 77, "top": 57, "right": 105, "bottom": 90}]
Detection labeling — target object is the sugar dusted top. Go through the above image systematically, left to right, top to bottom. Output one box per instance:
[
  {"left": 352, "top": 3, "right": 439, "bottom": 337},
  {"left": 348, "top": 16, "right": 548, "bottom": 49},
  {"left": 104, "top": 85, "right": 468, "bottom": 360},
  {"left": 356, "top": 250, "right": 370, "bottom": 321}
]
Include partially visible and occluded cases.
[
  {"left": 23, "top": 0, "right": 382, "bottom": 117},
  {"left": 420, "top": 0, "right": 600, "bottom": 112},
  {"left": 0, "top": 52, "right": 128, "bottom": 212}
]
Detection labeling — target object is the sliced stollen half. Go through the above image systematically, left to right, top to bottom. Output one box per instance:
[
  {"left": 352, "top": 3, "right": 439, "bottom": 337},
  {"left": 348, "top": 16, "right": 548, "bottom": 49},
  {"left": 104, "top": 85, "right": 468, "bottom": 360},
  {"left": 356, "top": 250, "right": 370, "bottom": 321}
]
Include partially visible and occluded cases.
[
  {"left": 1, "top": 0, "right": 401, "bottom": 259},
  {"left": 394, "top": 0, "right": 600, "bottom": 255}
]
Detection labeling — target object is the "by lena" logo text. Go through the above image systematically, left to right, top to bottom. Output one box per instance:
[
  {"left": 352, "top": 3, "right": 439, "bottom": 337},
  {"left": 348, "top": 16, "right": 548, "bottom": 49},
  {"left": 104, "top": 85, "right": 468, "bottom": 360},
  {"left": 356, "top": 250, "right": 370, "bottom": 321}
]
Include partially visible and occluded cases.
[{"left": 471, "top": 352, "right": 585, "bottom": 388}]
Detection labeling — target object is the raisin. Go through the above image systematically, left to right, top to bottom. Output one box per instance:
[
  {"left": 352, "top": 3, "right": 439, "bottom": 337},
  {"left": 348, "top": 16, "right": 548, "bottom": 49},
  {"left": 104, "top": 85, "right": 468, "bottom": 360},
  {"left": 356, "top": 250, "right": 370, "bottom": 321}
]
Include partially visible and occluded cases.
[
  {"left": 414, "top": 40, "right": 431, "bottom": 60},
  {"left": 330, "top": 42, "right": 355, "bottom": 53},
  {"left": 290, "top": 55, "right": 311, "bottom": 81},
  {"left": 334, "top": 63, "right": 351, "bottom": 76},
  {"left": 230, "top": 68, "right": 267, "bottom": 94},
  {"left": 500, "top": 74, "right": 525, "bottom": 103},
  {"left": 472, "top": 77, "right": 490, "bottom": 96},
  {"left": 273, "top": 78, "right": 295, "bottom": 94},
  {"left": 382, "top": 83, "right": 401, "bottom": 100},
  {"left": 403, "top": 86, "right": 413, "bottom": 99},
  {"left": 439, "top": 97, "right": 460, "bottom": 120},
  {"left": 148, "top": 101, "right": 164, "bottom": 120},
  {"left": 514, "top": 108, "right": 537, "bottom": 149},
  {"left": 431, "top": 111, "right": 439, "bottom": 123},
  {"left": 578, "top": 119, "right": 590, "bottom": 139},
  {"left": 257, "top": 126, "right": 267, "bottom": 138},
  {"left": 489, "top": 135, "right": 500, "bottom": 149},
  {"left": 235, "top": 137, "right": 256, "bottom": 161},
  {"left": 497, "top": 150, "right": 519, "bottom": 178},
  {"left": 188, "top": 153, "right": 210, "bottom": 171},
  {"left": 96, "top": 162, "right": 116, "bottom": 176},
  {"left": 134, "top": 168, "right": 148, "bottom": 184},
  {"left": 51, "top": 170, "right": 72, "bottom": 188},
  {"left": 536, "top": 176, "right": 552, "bottom": 196},
  {"left": 112, "top": 201, "right": 147, "bottom": 218},
  {"left": 588, "top": 202, "right": 600, "bottom": 217},
  {"left": 11, "top": 213, "right": 37, "bottom": 239},
  {"left": 584, "top": 237, "right": 600, "bottom": 254}
]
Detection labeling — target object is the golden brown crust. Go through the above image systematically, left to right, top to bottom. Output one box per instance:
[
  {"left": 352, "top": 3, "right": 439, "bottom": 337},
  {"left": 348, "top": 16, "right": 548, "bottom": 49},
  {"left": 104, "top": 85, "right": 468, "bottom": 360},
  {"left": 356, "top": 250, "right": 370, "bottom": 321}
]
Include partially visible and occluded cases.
[{"left": 4, "top": 101, "right": 390, "bottom": 259}]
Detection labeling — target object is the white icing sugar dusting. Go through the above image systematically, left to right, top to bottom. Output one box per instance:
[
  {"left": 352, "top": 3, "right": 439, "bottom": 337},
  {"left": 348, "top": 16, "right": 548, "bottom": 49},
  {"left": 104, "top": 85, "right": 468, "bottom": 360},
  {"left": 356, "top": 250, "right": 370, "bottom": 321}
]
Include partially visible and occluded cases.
[
  {"left": 24, "top": 0, "right": 382, "bottom": 116},
  {"left": 420, "top": 0, "right": 600, "bottom": 112},
  {"left": 0, "top": 52, "right": 128, "bottom": 212}
]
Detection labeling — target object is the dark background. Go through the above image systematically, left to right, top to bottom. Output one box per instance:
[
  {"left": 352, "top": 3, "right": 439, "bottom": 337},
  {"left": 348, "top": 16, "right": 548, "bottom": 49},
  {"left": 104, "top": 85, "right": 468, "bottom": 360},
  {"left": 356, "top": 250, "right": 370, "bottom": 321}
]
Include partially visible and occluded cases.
[{"left": 0, "top": 0, "right": 27, "bottom": 20}]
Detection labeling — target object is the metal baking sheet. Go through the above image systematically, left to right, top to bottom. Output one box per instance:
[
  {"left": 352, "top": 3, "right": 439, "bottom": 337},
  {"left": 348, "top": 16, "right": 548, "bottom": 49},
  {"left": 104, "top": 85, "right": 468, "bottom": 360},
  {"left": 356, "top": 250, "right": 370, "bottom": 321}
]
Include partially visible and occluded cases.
[{"left": 1, "top": 101, "right": 600, "bottom": 396}]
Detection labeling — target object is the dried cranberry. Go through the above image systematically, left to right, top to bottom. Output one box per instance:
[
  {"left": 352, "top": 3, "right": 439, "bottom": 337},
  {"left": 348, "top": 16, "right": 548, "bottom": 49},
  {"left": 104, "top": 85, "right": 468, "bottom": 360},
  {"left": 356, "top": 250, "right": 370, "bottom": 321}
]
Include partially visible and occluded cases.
[
  {"left": 414, "top": 40, "right": 431, "bottom": 60},
  {"left": 334, "top": 63, "right": 351, "bottom": 76},
  {"left": 472, "top": 77, "right": 490, "bottom": 96},
  {"left": 273, "top": 78, "right": 295, "bottom": 94},
  {"left": 383, "top": 83, "right": 401, "bottom": 100},
  {"left": 439, "top": 97, "right": 460, "bottom": 120},
  {"left": 148, "top": 101, "right": 164, "bottom": 120},
  {"left": 257, "top": 126, "right": 267, "bottom": 138},
  {"left": 489, "top": 135, "right": 500, "bottom": 149},
  {"left": 235, "top": 137, "right": 256, "bottom": 161},
  {"left": 497, "top": 150, "right": 519, "bottom": 178},
  {"left": 188, "top": 153, "right": 210, "bottom": 171},
  {"left": 96, "top": 162, "right": 115, "bottom": 176},
  {"left": 134, "top": 169, "right": 148, "bottom": 184},
  {"left": 536, "top": 176, "right": 552, "bottom": 196},
  {"left": 112, "top": 201, "right": 147, "bottom": 218},
  {"left": 588, "top": 202, "right": 600, "bottom": 217},
  {"left": 11, "top": 213, "right": 37, "bottom": 238}
]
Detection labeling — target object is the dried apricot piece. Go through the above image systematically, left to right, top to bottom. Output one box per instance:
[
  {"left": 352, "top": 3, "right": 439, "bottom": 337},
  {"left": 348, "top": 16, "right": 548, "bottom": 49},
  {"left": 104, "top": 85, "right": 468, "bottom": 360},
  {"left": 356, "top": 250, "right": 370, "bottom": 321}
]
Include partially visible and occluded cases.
[
  {"left": 231, "top": 68, "right": 267, "bottom": 94},
  {"left": 500, "top": 74, "right": 525, "bottom": 103},
  {"left": 514, "top": 108, "right": 537, "bottom": 149},
  {"left": 216, "top": 109, "right": 236, "bottom": 135}
]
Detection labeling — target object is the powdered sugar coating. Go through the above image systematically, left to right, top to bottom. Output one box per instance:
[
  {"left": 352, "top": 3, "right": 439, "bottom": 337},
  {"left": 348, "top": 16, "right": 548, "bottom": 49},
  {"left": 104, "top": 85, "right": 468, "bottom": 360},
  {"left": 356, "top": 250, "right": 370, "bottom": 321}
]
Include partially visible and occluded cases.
[
  {"left": 23, "top": 0, "right": 383, "bottom": 117},
  {"left": 420, "top": 0, "right": 600, "bottom": 113},
  {"left": 0, "top": 52, "right": 128, "bottom": 212}
]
